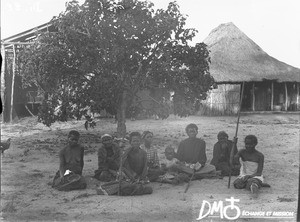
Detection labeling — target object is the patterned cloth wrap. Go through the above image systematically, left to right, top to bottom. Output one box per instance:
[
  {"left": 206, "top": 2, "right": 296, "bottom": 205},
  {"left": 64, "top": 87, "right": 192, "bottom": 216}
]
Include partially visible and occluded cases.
[
  {"left": 140, "top": 144, "right": 160, "bottom": 168},
  {"left": 52, "top": 171, "right": 86, "bottom": 191},
  {"left": 97, "top": 180, "right": 152, "bottom": 196}
]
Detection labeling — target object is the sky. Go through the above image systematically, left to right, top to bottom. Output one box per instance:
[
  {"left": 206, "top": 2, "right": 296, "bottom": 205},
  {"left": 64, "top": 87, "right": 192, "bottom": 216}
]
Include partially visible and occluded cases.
[{"left": 1, "top": 0, "right": 300, "bottom": 68}]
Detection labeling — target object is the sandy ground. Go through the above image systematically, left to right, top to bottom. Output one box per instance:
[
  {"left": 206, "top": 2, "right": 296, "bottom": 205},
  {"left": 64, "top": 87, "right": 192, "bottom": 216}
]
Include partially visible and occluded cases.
[{"left": 0, "top": 114, "right": 299, "bottom": 221}]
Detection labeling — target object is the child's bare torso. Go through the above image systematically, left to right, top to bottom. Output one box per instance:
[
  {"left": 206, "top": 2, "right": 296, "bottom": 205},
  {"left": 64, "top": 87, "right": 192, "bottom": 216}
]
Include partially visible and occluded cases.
[{"left": 240, "top": 149, "right": 262, "bottom": 164}]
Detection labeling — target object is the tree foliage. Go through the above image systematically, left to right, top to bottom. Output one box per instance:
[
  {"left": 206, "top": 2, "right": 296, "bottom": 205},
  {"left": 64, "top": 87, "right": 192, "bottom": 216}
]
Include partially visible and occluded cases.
[{"left": 19, "top": 0, "right": 214, "bottom": 134}]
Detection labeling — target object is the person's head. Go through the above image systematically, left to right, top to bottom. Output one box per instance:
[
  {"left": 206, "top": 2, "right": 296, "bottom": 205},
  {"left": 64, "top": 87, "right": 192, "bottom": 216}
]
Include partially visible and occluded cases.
[
  {"left": 185, "top": 123, "right": 198, "bottom": 138},
  {"left": 68, "top": 130, "right": 80, "bottom": 147},
  {"left": 142, "top": 131, "right": 153, "bottom": 145},
  {"left": 217, "top": 131, "right": 228, "bottom": 143},
  {"left": 129, "top": 132, "right": 142, "bottom": 148},
  {"left": 101, "top": 134, "right": 113, "bottom": 146},
  {"left": 244, "top": 135, "right": 258, "bottom": 152},
  {"left": 165, "top": 146, "right": 175, "bottom": 160}
]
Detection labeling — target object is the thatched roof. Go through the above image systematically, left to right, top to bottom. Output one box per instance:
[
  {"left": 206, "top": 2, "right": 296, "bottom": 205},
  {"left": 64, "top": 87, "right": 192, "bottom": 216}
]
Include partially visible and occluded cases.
[{"left": 204, "top": 22, "right": 300, "bottom": 83}]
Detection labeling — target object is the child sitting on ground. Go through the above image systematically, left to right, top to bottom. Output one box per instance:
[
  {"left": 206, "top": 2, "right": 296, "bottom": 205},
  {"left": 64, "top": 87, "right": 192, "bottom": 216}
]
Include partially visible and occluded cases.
[
  {"left": 141, "top": 131, "right": 164, "bottom": 182},
  {"left": 233, "top": 135, "right": 270, "bottom": 198},
  {"left": 161, "top": 145, "right": 179, "bottom": 170},
  {"left": 159, "top": 146, "right": 189, "bottom": 184}
]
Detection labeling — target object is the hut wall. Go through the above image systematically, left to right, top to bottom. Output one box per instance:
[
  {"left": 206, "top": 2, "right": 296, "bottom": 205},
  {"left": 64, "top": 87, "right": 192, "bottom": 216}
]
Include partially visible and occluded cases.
[
  {"left": 2, "top": 56, "right": 14, "bottom": 121},
  {"left": 254, "top": 81, "right": 272, "bottom": 111},
  {"left": 271, "top": 82, "right": 300, "bottom": 111},
  {"left": 273, "top": 82, "right": 285, "bottom": 110},
  {"left": 287, "top": 82, "right": 299, "bottom": 111},
  {"left": 198, "top": 84, "right": 241, "bottom": 115}
]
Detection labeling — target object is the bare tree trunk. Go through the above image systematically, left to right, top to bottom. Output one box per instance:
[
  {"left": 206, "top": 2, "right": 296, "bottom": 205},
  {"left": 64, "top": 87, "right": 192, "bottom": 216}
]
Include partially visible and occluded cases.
[{"left": 117, "top": 90, "right": 127, "bottom": 137}]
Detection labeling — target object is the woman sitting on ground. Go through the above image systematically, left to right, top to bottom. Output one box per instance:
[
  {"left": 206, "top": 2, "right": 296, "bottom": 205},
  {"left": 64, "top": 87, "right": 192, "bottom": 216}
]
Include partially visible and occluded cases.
[{"left": 141, "top": 131, "right": 164, "bottom": 182}]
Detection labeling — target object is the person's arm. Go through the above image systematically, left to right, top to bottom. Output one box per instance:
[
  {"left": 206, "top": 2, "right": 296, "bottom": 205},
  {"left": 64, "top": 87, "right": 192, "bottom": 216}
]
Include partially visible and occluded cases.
[
  {"left": 198, "top": 140, "right": 207, "bottom": 166},
  {"left": 176, "top": 141, "right": 184, "bottom": 162},
  {"left": 233, "top": 141, "right": 238, "bottom": 155},
  {"left": 232, "top": 142, "right": 240, "bottom": 165},
  {"left": 111, "top": 143, "right": 120, "bottom": 160},
  {"left": 210, "top": 143, "right": 221, "bottom": 166},
  {"left": 97, "top": 145, "right": 108, "bottom": 171},
  {"left": 80, "top": 146, "right": 84, "bottom": 170},
  {"left": 121, "top": 147, "right": 137, "bottom": 180},
  {"left": 59, "top": 149, "right": 65, "bottom": 178},
  {"left": 153, "top": 149, "right": 160, "bottom": 167},
  {"left": 233, "top": 149, "right": 243, "bottom": 163},
  {"left": 140, "top": 151, "right": 148, "bottom": 180},
  {"left": 250, "top": 153, "right": 264, "bottom": 177},
  {"left": 122, "top": 159, "right": 136, "bottom": 180}
]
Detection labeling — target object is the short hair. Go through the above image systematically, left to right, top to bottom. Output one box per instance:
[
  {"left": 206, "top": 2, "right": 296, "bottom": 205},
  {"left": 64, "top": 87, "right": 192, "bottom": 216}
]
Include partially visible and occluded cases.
[
  {"left": 185, "top": 123, "right": 198, "bottom": 133},
  {"left": 68, "top": 130, "right": 80, "bottom": 138},
  {"left": 142, "top": 131, "right": 153, "bottom": 139},
  {"left": 217, "top": 131, "right": 228, "bottom": 139},
  {"left": 129, "top": 132, "right": 142, "bottom": 142},
  {"left": 245, "top": 135, "right": 258, "bottom": 145}
]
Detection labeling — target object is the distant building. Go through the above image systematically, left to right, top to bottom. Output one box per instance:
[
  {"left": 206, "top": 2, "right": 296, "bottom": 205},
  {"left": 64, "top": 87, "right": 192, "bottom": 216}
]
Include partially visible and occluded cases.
[
  {"left": 1, "top": 22, "right": 55, "bottom": 121},
  {"left": 200, "top": 22, "right": 300, "bottom": 115}
]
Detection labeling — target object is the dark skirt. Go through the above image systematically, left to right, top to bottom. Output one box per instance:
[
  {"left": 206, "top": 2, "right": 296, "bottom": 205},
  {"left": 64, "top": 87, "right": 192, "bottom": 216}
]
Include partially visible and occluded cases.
[{"left": 52, "top": 171, "right": 87, "bottom": 191}]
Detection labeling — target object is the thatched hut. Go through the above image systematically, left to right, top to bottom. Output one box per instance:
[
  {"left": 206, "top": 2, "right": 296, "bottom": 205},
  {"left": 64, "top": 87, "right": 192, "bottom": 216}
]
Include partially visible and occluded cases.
[{"left": 200, "top": 22, "right": 300, "bottom": 115}]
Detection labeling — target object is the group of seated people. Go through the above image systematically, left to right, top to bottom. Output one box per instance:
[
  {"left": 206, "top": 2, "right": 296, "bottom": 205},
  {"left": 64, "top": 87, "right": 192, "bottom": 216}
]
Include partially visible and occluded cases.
[{"left": 52, "top": 123, "right": 267, "bottom": 197}]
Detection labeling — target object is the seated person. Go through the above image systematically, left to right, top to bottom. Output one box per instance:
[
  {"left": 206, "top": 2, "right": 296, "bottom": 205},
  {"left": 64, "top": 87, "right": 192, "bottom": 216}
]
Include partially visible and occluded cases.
[
  {"left": 176, "top": 123, "right": 216, "bottom": 180},
  {"left": 52, "top": 130, "right": 87, "bottom": 191},
  {"left": 141, "top": 131, "right": 164, "bottom": 182},
  {"left": 210, "top": 131, "right": 240, "bottom": 176},
  {"left": 97, "top": 132, "right": 153, "bottom": 196},
  {"left": 122, "top": 132, "right": 149, "bottom": 182},
  {"left": 94, "top": 134, "right": 121, "bottom": 182},
  {"left": 233, "top": 135, "right": 270, "bottom": 198},
  {"left": 161, "top": 145, "right": 179, "bottom": 170},
  {"left": 159, "top": 146, "right": 189, "bottom": 184}
]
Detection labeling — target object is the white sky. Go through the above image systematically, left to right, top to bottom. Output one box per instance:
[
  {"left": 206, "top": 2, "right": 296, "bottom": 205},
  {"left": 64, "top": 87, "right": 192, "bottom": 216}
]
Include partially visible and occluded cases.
[{"left": 1, "top": 0, "right": 300, "bottom": 68}]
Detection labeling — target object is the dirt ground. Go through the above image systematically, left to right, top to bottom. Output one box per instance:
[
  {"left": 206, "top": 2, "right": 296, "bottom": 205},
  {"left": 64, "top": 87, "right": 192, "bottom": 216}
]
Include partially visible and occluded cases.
[{"left": 0, "top": 114, "right": 299, "bottom": 221}]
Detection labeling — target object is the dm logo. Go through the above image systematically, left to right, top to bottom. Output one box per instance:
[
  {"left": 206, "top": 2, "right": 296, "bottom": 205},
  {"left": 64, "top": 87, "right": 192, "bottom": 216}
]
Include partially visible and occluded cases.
[{"left": 196, "top": 197, "right": 241, "bottom": 220}]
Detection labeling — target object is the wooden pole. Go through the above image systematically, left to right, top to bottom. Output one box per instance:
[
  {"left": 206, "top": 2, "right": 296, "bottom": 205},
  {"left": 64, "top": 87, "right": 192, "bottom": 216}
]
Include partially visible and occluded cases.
[
  {"left": 2, "top": 42, "right": 34, "bottom": 45},
  {"left": 10, "top": 44, "right": 16, "bottom": 122},
  {"left": 1, "top": 45, "right": 6, "bottom": 117},
  {"left": 1, "top": 45, "right": 5, "bottom": 84},
  {"left": 228, "top": 82, "right": 245, "bottom": 188},
  {"left": 252, "top": 82, "right": 255, "bottom": 111},
  {"left": 271, "top": 82, "right": 274, "bottom": 111},
  {"left": 285, "top": 83, "right": 288, "bottom": 111},
  {"left": 297, "top": 83, "right": 299, "bottom": 111},
  {"left": 224, "top": 84, "right": 227, "bottom": 113},
  {"left": 210, "top": 92, "right": 213, "bottom": 111},
  {"left": 25, "top": 104, "right": 35, "bottom": 117}
]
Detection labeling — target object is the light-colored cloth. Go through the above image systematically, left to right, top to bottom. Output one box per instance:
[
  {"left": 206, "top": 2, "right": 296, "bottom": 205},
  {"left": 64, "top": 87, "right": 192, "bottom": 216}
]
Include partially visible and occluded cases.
[
  {"left": 161, "top": 158, "right": 179, "bottom": 168},
  {"left": 238, "top": 159, "right": 264, "bottom": 182},
  {"left": 159, "top": 172, "right": 176, "bottom": 180}
]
